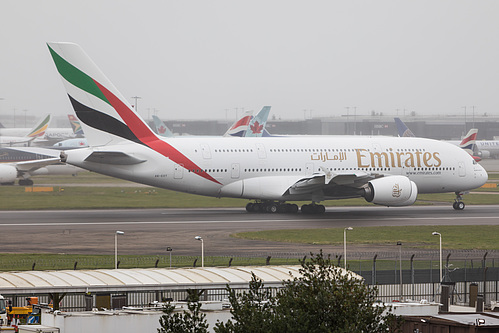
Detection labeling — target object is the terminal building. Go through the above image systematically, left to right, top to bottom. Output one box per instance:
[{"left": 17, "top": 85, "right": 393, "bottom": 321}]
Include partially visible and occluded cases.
[{"left": 2, "top": 113, "right": 499, "bottom": 140}]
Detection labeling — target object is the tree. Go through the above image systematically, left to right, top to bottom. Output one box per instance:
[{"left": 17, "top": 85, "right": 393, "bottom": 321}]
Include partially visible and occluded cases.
[
  {"left": 215, "top": 251, "right": 398, "bottom": 333},
  {"left": 158, "top": 289, "right": 209, "bottom": 333}
]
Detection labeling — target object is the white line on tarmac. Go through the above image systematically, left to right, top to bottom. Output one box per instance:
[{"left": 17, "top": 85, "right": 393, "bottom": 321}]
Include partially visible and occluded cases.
[{"left": 0, "top": 215, "right": 497, "bottom": 227}]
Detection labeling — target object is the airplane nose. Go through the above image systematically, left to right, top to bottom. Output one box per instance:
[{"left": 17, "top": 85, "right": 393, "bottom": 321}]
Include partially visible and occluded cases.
[{"left": 476, "top": 164, "right": 488, "bottom": 187}]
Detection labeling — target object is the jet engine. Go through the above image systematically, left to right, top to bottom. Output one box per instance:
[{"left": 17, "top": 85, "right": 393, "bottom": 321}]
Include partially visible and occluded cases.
[
  {"left": 477, "top": 150, "right": 491, "bottom": 159},
  {"left": 0, "top": 165, "right": 18, "bottom": 184},
  {"left": 363, "top": 175, "right": 418, "bottom": 207}
]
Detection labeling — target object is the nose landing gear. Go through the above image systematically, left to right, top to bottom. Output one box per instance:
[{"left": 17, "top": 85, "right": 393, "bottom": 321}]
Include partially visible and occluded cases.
[{"left": 453, "top": 192, "right": 465, "bottom": 210}]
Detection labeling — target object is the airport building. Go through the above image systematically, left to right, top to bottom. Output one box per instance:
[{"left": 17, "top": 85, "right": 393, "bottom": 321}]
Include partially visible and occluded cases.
[{"left": 2, "top": 113, "right": 499, "bottom": 140}]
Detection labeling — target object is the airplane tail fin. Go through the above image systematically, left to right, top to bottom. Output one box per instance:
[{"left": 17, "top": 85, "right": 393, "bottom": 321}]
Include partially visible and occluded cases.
[
  {"left": 47, "top": 42, "right": 158, "bottom": 147},
  {"left": 245, "top": 106, "right": 271, "bottom": 137},
  {"left": 223, "top": 110, "right": 254, "bottom": 137},
  {"left": 25, "top": 114, "right": 51, "bottom": 138},
  {"left": 68, "top": 114, "right": 85, "bottom": 136},
  {"left": 152, "top": 115, "right": 174, "bottom": 137},
  {"left": 394, "top": 118, "right": 415, "bottom": 137},
  {"left": 459, "top": 128, "right": 479, "bottom": 155}
]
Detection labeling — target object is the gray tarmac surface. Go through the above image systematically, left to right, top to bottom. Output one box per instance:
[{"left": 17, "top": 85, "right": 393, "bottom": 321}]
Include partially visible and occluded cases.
[{"left": 1, "top": 205, "right": 498, "bottom": 257}]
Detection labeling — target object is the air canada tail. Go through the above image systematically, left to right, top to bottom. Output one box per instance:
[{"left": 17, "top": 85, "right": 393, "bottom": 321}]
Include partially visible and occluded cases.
[
  {"left": 47, "top": 42, "right": 158, "bottom": 147},
  {"left": 245, "top": 106, "right": 271, "bottom": 137},
  {"left": 152, "top": 115, "right": 174, "bottom": 137}
]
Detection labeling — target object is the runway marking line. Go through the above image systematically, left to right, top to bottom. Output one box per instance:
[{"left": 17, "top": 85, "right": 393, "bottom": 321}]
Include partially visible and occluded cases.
[{"left": 1, "top": 215, "right": 498, "bottom": 227}]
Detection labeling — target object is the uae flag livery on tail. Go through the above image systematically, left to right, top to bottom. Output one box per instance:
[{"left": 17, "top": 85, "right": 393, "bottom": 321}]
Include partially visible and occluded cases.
[{"left": 48, "top": 43, "right": 220, "bottom": 184}]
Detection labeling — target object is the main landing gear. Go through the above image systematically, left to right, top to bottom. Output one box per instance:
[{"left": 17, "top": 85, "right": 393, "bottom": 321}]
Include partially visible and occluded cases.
[
  {"left": 19, "top": 179, "right": 34, "bottom": 186},
  {"left": 453, "top": 192, "right": 465, "bottom": 211},
  {"left": 245, "top": 201, "right": 326, "bottom": 214},
  {"left": 246, "top": 202, "right": 299, "bottom": 214},
  {"left": 300, "top": 203, "right": 326, "bottom": 214}
]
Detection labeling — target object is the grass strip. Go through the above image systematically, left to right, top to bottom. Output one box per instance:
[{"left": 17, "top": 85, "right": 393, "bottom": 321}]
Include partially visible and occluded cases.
[{"left": 233, "top": 225, "right": 499, "bottom": 250}]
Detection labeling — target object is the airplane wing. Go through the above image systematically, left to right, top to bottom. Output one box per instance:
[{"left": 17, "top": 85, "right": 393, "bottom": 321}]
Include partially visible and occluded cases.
[
  {"left": 0, "top": 136, "right": 36, "bottom": 146},
  {"left": 15, "top": 157, "right": 61, "bottom": 173},
  {"left": 220, "top": 170, "right": 380, "bottom": 201},
  {"left": 287, "top": 170, "right": 377, "bottom": 196}
]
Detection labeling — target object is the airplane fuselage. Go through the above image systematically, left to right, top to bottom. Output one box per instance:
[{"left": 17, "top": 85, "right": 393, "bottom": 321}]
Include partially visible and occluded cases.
[{"left": 65, "top": 135, "right": 487, "bottom": 202}]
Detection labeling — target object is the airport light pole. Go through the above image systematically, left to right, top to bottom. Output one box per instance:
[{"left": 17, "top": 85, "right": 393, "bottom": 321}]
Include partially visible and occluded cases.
[
  {"left": 131, "top": 96, "right": 141, "bottom": 116},
  {"left": 343, "top": 227, "right": 353, "bottom": 269},
  {"left": 115, "top": 231, "right": 124, "bottom": 269},
  {"left": 432, "top": 232, "right": 442, "bottom": 283},
  {"left": 195, "top": 236, "right": 204, "bottom": 267},
  {"left": 397, "top": 241, "right": 403, "bottom": 301},
  {"left": 166, "top": 247, "right": 173, "bottom": 268}
]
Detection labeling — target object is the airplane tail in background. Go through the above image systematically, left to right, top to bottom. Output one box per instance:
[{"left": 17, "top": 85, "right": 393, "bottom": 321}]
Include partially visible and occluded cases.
[
  {"left": 48, "top": 42, "right": 159, "bottom": 147},
  {"left": 245, "top": 106, "right": 271, "bottom": 137},
  {"left": 224, "top": 111, "right": 254, "bottom": 137},
  {"left": 26, "top": 114, "right": 51, "bottom": 138},
  {"left": 68, "top": 114, "right": 85, "bottom": 136},
  {"left": 152, "top": 115, "right": 174, "bottom": 137},
  {"left": 394, "top": 117, "right": 415, "bottom": 137},
  {"left": 459, "top": 129, "right": 481, "bottom": 161}
]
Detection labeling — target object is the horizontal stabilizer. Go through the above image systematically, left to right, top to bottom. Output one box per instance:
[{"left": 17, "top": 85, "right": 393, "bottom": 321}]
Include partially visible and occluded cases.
[{"left": 84, "top": 151, "right": 146, "bottom": 165}]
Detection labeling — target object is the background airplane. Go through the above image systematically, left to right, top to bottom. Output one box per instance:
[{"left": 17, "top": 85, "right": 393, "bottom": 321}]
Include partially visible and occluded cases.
[
  {"left": 224, "top": 107, "right": 272, "bottom": 137},
  {"left": 0, "top": 114, "right": 51, "bottom": 147},
  {"left": 394, "top": 117, "right": 482, "bottom": 162},
  {"left": 0, "top": 147, "right": 81, "bottom": 185}
]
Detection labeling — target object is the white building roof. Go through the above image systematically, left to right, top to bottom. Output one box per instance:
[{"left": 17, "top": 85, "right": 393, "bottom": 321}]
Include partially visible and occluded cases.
[{"left": 0, "top": 266, "right": 361, "bottom": 294}]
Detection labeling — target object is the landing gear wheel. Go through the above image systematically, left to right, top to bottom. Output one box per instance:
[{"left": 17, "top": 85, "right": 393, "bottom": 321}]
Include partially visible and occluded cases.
[
  {"left": 19, "top": 179, "right": 33, "bottom": 186},
  {"left": 453, "top": 191, "right": 465, "bottom": 211},
  {"left": 246, "top": 203, "right": 254, "bottom": 212},
  {"left": 268, "top": 204, "right": 278, "bottom": 213},
  {"left": 289, "top": 204, "right": 299, "bottom": 214},
  {"left": 301, "top": 204, "right": 326, "bottom": 214}
]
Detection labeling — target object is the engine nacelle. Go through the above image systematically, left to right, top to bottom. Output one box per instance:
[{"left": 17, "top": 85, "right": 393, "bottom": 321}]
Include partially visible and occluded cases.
[
  {"left": 478, "top": 150, "right": 491, "bottom": 159},
  {"left": 0, "top": 164, "right": 18, "bottom": 184},
  {"left": 363, "top": 175, "right": 418, "bottom": 207}
]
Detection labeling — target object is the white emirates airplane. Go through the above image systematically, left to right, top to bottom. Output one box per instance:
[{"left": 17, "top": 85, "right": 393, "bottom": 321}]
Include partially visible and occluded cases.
[{"left": 47, "top": 42, "right": 488, "bottom": 213}]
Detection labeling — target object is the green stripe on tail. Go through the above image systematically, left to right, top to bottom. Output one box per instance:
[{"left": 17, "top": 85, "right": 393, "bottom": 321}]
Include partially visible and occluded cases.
[{"left": 48, "top": 44, "right": 110, "bottom": 105}]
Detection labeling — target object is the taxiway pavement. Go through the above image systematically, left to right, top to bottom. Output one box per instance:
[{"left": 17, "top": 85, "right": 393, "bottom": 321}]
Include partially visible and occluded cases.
[{"left": 1, "top": 205, "right": 498, "bottom": 256}]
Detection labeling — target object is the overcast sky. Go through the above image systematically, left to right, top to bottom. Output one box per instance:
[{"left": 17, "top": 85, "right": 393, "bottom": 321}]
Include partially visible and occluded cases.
[{"left": 1, "top": 0, "right": 498, "bottom": 123}]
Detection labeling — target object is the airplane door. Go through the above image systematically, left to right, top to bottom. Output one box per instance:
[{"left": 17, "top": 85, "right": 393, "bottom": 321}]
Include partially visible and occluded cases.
[
  {"left": 255, "top": 143, "right": 267, "bottom": 159},
  {"left": 200, "top": 144, "right": 211, "bottom": 159},
  {"left": 458, "top": 161, "right": 466, "bottom": 177},
  {"left": 231, "top": 163, "right": 240, "bottom": 179},
  {"left": 306, "top": 163, "right": 314, "bottom": 176},
  {"left": 174, "top": 164, "right": 184, "bottom": 179}
]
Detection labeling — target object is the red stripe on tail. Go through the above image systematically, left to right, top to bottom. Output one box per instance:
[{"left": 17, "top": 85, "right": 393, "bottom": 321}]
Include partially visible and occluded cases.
[{"left": 93, "top": 80, "right": 221, "bottom": 185}]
